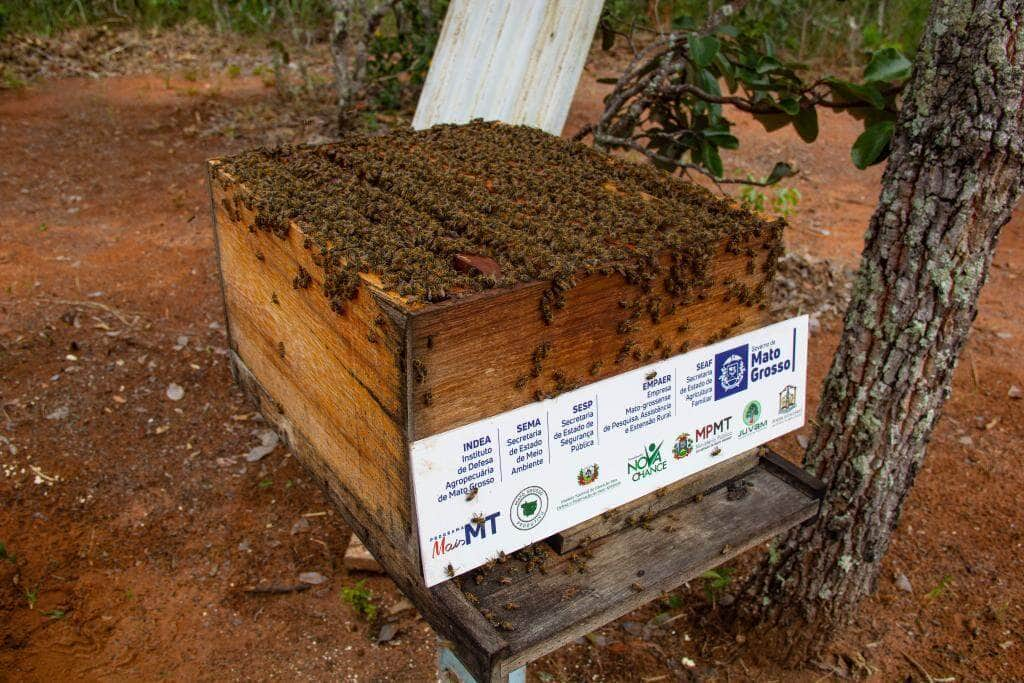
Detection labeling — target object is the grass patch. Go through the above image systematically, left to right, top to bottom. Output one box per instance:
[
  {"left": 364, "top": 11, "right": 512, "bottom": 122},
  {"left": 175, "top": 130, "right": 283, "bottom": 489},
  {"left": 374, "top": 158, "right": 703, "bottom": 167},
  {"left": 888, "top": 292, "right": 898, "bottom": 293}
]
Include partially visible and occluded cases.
[{"left": 340, "top": 579, "right": 378, "bottom": 621}]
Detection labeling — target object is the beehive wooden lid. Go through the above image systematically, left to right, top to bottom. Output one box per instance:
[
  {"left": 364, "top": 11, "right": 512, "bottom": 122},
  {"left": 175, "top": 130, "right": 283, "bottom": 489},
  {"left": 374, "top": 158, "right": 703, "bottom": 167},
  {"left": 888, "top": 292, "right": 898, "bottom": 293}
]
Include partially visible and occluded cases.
[{"left": 215, "top": 121, "right": 783, "bottom": 313}]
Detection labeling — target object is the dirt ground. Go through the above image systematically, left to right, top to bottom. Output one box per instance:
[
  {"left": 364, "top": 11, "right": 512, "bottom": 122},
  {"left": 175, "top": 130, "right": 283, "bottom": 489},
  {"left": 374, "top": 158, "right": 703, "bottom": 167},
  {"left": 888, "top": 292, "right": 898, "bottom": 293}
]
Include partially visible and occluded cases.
[{"left": 1, "top": 44, "right": 1023, "bottom": 683}]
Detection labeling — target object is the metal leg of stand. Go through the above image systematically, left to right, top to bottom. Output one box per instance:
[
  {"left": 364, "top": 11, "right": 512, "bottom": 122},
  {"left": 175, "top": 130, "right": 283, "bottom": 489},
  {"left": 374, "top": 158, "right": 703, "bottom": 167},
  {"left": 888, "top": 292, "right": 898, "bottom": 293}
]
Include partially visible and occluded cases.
[{"left": 437, "top": 643, "right": 525, "bottom": 683}]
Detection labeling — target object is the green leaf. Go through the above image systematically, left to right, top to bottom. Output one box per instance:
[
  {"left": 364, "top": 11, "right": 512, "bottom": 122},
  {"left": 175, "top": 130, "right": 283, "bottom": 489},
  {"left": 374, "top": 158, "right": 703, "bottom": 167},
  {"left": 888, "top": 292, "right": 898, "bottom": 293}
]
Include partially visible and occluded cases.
[
  {"left": 672, "top": 14, "right": 697, "bottom": 30},
  {"left": 689, "top": 35, "right": 720, "bottom": 68},
  {"left": 864, "top": 47, "right": 912, "bottom": 83},
  {"left": 756, "top": 56, "right": 783, "bottom": 74},
  {"left": 698, "top": 68, "right": 721, "bottom": 96},
  {"left": 825, "top": 78, "right": 886, "bottom": 110},
  {"left": 775, "top": 96, "right": 799, "bottom": 116},
  {"left": 793, "top": 106, "right": 819, "bottom": 142},
  {"left": 751, "top": 112, "right": 791, "bottom": 133},
  {"left": 851, "top": 120, "right": 894, "bottom": 169},
  {"left": 702, "top": 130, "right": 739, "bottom": 149},
  {"left": 703, "top": 143, "right": 724, "bottom": 177},
  {"left": 766, "top": 162, "right": 795, "bottom": 185}
]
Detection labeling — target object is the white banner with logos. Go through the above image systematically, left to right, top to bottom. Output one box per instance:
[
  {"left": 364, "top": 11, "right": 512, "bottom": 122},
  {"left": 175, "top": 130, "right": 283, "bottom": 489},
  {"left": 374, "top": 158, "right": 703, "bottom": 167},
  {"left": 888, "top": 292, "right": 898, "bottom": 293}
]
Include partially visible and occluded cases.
[{"left": 409, "top": 315, "right": 809, "bottom": 586}]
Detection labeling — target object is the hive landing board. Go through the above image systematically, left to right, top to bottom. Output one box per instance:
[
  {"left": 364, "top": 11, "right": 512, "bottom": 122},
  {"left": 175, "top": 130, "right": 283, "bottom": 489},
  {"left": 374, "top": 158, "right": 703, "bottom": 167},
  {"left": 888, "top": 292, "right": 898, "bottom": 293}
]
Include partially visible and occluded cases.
[{"left": 409, "top": 316, "right": 809, "bottom": 586}]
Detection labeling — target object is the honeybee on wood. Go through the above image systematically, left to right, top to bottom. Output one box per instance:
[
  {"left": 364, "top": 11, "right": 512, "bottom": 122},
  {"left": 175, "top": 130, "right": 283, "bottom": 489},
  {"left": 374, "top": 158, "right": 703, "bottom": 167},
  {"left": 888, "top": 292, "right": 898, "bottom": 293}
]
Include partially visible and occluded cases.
[
  {"left": 465, "top": 486, "right": 479, "bottom": 502},
  {"left": 499, "top": 576, "right": 512, "bottom": 586},
  {"left": 631, "top": 582, "right": 643, "bottom": 592},
  {"left": 504, "top": 602, "right": 519, "bottom": 611}
]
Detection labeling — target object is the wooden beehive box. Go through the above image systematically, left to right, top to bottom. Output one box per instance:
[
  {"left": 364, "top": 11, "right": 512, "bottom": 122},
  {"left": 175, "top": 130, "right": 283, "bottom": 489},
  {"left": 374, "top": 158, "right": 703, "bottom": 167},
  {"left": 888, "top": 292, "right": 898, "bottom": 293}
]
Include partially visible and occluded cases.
[{"left": 209, "top": 122, "right": 820, "bottom": 681}]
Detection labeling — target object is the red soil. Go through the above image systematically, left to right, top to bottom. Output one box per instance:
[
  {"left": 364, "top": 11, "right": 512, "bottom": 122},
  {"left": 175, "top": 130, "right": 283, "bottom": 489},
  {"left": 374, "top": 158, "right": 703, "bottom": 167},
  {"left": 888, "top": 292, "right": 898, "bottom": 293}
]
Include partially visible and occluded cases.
[{"left": 1, "top": 65, "right": 1021, "bottom": 682}]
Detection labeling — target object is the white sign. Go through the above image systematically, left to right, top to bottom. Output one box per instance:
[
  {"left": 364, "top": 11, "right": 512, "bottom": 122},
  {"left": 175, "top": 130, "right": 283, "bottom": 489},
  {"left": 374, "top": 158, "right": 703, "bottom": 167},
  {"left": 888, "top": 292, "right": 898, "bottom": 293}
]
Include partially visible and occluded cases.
[{"left": 409, "top": 316, "right": 809, "bottom": 586}]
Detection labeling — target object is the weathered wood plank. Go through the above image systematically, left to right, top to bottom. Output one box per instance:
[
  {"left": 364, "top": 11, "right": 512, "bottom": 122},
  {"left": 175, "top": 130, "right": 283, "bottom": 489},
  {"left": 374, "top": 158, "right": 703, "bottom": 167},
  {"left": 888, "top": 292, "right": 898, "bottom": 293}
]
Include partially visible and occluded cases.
[
  {"left": 211, "top": 164, "right": 413, "bottom": 556},
  {"left": 409, "top": 245, "right": 774, "bottom": 441},
  {"left": 548, "top": 448, "right": 760, "bottom": 554},
  {"left": 467, "top": 461, "right": 820, "bottom": 673}
]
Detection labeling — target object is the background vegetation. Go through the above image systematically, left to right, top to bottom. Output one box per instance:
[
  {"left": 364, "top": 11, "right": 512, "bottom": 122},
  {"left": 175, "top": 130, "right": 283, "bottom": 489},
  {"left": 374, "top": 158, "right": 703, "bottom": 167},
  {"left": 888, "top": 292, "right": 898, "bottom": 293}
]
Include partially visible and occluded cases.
[{"left": 1, "top": 0, "right": 929, "bottom": 70}]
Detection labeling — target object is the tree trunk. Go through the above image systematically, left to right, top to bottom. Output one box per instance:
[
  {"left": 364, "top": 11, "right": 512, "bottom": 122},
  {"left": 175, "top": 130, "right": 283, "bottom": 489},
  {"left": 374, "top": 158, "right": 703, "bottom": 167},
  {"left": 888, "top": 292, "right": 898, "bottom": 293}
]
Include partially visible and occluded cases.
[
  {"left": 329, "top": 0, "right": 398, "bottom": 129},
  {"left": 330, "top": 0, "right": 357, "bottom": 128},
  {"left": 745, "top": 0, "right": 1024, "bottom": 663}
]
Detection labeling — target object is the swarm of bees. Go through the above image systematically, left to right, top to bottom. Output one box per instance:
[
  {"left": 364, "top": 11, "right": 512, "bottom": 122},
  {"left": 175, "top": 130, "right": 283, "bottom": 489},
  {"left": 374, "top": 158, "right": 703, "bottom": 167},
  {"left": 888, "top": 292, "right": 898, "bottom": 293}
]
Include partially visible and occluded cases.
[
  {"left": 217, "top": 121, "right": 782, "bottom": 337},
  {"left": 625, "top": 510, "right": 656, "bottom": 531}
]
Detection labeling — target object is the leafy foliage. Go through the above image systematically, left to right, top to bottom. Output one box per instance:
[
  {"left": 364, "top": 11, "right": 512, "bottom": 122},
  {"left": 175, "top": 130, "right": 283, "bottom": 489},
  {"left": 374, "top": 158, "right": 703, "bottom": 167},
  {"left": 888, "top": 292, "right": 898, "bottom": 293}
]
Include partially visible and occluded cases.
[
  {"left": 0, "top": 0, "right": 333, "bottom": 37},
  {"left": 365, "top": 0, "right": 447, "bottom": 110},
  {"left": 601, "top": 0, "right": 928, "bottom": 68},
  {"left": 588, "top": 5, "right": 911, "bottom": 184},
  {"left": 699, "top": 567, "right": 734, "bottom": 603},
  {"left": 340, "top": 579, "right": 378, "bottom": 621}
]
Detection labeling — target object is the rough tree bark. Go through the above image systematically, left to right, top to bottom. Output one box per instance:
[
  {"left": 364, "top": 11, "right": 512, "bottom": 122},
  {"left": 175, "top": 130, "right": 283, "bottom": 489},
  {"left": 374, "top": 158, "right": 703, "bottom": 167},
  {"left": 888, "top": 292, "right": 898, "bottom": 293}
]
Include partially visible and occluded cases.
[
  {"left": 329, "top": 0, "right": 398, "bottom": 128},
  {"left": 745, "top": 0, "right": 1024, "bottom": 663}
]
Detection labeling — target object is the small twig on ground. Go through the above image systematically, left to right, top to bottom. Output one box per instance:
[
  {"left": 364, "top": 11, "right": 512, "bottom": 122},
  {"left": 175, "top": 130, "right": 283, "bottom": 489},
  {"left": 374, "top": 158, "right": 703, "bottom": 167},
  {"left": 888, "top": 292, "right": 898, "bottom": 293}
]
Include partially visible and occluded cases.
[
  {"left": 31, "top": 297, "right": 140, "bottom": 328},
  {"left": 901, "top": 651, "right": 955, "bottom": 683}
]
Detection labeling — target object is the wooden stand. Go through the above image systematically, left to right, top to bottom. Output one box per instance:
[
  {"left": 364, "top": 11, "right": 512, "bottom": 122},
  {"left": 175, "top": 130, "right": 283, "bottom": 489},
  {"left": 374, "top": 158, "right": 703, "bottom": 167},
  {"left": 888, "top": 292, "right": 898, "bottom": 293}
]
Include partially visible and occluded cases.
[{"left": 231, "top": 351, "right": 821, "bottom": 683}]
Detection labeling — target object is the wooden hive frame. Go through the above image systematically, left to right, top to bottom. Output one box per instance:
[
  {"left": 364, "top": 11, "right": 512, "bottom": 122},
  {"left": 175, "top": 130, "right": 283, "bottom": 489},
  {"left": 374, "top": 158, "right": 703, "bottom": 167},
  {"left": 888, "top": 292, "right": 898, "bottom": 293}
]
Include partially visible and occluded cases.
[{"left": 208, "top": 141, "right": 822, "bottom": 680}]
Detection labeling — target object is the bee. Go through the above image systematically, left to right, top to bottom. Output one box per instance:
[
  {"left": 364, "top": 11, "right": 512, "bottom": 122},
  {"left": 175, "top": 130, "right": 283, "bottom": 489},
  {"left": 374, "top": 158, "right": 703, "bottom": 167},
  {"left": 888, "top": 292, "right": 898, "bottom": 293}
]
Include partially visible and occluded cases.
[
  {"left": 292, "top": 266, "right": 312, "bottom": 290},
  {"left": 270, "top": 292, "right": 279, "bottom": 305},
  {"left": 277, "top": 341, "right": 285, "bottom": 359},
  {"left": 412, "top": 359, "right": 427, "bottom": 384},
  {"left": 645, "top": 370, "right": 657, "bottom": 380},
  {"left": 422, "top": 391, "right": 433, "bottom": 407},
  {"left": 710, "top": 447, "right": 722, "bottom": 457},
  {"left": 465, "top": 486, "right": 479, "bottom": 502},
  {"left": 470, "top": 513, "right": 486, "bottom": 525},
  {"left": 445, "top": 563, "right": 455, "bottom": 578},
  {"left": 499, "top": 576, "right": 512, "bottom": 586},
  {"left": 630, "top": 582, "right": 643, "bottom": 592},
  {"left": 463, "top": 591, "right": 479, "bottom": 605},
  {"left": 504, "top": 602, "right": 519, "bottom": 611},
  {"left": 499, "top": 621, "right": 515, "bottom": 632}
]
